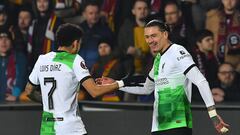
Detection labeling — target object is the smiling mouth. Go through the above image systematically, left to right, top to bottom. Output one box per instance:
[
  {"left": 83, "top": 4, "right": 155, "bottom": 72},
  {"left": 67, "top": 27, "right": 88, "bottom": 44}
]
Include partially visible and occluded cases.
[{"left": 150, "top": 42, "right": 158, "bottom": 46}]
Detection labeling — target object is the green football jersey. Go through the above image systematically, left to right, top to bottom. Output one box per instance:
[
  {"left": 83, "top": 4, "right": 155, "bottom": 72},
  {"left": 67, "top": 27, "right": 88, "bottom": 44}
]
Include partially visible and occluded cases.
[
  {"left": 152, "top": 44, "right": 195, "bottom": 132},
  {"left": 29, "top": 51, "right": 90, "bottom": 135}
]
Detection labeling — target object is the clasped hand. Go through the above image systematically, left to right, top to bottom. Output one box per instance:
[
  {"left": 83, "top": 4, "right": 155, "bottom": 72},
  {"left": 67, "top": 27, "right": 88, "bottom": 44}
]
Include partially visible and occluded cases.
[{"left": 95, "top": 77, "right": 115, "bottom": 85}]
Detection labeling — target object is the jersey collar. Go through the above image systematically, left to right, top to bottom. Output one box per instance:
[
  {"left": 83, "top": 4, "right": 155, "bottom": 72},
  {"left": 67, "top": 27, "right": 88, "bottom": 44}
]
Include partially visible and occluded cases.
[
  {"left": 161, "top": 42, "right": 173, "bottom": 56},
  {"left": 55, "top": 50, "right": 68, "bottom": 53}
]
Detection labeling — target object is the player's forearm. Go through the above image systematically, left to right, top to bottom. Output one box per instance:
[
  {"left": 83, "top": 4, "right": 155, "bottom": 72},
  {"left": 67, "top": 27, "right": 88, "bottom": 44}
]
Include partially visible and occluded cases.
[
  {"left": 185, "top": 67, "right": 215, "bottom": 107},
  {"left": 119, "top": 77, "right": 154, "bottom": 95},
  {"left": 196, "top": 80, "right": 215, "bottom": 107},
  {"left": 120, "top": 87, "right": 150, "bottom": 95}
]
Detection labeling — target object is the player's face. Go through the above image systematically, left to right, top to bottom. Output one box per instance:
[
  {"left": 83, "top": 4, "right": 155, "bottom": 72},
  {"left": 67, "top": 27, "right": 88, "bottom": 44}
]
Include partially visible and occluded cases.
[
  {"left": 37, "top": 0, "right": 49, "bottom": 13},
  {"left": 132, "top": 1, "right": 149, "bottom": 21},
  {"left": 164, "top": 4, "right": 181, "bottom": 25},
  {"left": 84, "top": 5, "right": 99, "bottom": 26},
  {"left": 18, "top": 11, "right": 32, "bottom": 30},
  {"left": 144, "top": 26, "right": 168, "bottom": 55},
  {"left": 0, "top": 36, "right": 11, "bottom": 55},
  {"left": 197, "top": 36, "right": 214, "bottom": 52},
  {"left": 98, "top": 43, "right": 111, "bottom": 56},
  {"left": 218, "top": 64, "right": 235, "bottom": 86}
]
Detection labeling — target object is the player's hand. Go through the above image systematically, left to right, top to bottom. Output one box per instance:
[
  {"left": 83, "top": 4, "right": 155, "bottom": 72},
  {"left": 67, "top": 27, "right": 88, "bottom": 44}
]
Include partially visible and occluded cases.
[
  {"left": 95, "top": 77, "right": 115, "bottom": 85},
  {"left": 5, "top": 94, "right": 17, "bottom": 101},
  {"left": 212, "top": 115, "right": 229, "bottom": 134}
]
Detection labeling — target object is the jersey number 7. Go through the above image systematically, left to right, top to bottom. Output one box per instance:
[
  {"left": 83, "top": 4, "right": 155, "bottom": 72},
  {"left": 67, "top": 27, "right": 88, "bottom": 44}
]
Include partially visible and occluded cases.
[{"left": 44, "top": 77, "right": 57, "bottom": 110}]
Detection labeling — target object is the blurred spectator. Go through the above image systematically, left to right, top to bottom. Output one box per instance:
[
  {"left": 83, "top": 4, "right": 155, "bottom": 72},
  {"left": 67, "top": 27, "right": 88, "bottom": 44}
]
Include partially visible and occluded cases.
[
  {"left": 28, "top": 0, "right": 62, "bottom": 69},
  {"left": 55, "top": 0, "right": 82, "bottom": 18},
  {"left": 100, "top": 0, "right": 117, "bottom": 32},
  {"left": 114, "top": 0, "right": 135, "bottom": 34},
  {"left": 118, "top": 0, "right": 150, "bottom": 75},
  {"left": 118, "top": 0, "right": 151, "bottom": 101},
  {"left": 149, "top": 0, "right": 162, "bottom": 15},
  {"left": 164, "top": 0, "right": 195, "bottom": 52},
  {"left": 191, "top": 0, "right": 221, "bottom": 30},
  {"left": 206, "top": 0, "right": 240, "bottom": 66},
  {"left": 79, "top": 1, "right": 114, "bottom": 69},
  {"left": 0, "top": 6, "right": 13, "bottom": 32},
  {"left": 11, "top": 7, "right": 32, "bottom": 54},
  {"left": 191, "top": 29, "right": 219, "bottom": 101},
  {"left": 192, "top": 29, "right": 219, "bottom": 85},
  {"left": 0, "top": 30, "right": 27, "bottom": 102},
  {"left": 90, "top": 39, "right": 126, "bottom": 101},
  {"left": 212, "top": 63, "right": 240, "bottom": 102}
]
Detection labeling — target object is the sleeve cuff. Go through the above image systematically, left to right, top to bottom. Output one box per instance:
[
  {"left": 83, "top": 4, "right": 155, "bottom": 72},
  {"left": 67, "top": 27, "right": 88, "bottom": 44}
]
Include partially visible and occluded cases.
[
  {"left": 28, "top": 79, "right": 39, "bottom": 86},
  {"left": 116, "top": 80, "right": 124, "bottom": 88}
]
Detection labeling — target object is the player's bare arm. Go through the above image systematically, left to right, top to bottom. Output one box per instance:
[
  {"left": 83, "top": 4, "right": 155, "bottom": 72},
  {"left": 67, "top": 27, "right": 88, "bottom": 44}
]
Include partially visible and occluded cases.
[{"left": 82, "top": 77, "right": 120, "bottom": 98}]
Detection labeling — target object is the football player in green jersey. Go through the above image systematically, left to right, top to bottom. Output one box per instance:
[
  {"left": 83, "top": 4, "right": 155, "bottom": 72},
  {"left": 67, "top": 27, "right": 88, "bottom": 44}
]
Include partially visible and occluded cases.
[{"left": 97, "top": 20, "right": 229, "bottom": 135}]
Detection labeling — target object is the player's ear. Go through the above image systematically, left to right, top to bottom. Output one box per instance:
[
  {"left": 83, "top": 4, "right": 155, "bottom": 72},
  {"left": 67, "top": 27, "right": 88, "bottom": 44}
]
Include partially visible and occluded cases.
[
  {"left": 163, "top": 31, "right": 168, "bottom": 39},
  {"left": 72, "top": 40, "right": 78, "bottom": 48}
]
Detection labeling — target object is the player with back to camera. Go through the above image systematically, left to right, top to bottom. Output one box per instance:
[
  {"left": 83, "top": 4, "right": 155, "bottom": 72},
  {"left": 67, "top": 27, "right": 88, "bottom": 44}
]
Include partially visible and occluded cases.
[{"left": 24, "top": 23, "right": 123, "bottom": 135}]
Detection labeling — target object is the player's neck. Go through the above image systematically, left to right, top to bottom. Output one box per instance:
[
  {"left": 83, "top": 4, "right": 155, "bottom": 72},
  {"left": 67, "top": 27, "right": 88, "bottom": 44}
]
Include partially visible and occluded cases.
[
  {"left": 160, "top": 41, "right": 171, "bottom": 54},
  {"left": 57, "top": 47, "right": 72, "bottom": 53}
]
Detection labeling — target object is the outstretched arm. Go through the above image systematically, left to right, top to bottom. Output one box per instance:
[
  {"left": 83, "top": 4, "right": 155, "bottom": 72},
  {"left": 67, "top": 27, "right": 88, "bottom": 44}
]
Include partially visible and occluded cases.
[
  {"left": 186, "top": 66, "right": 229, "bottom": 134},
  {"left": 117, "top": 67, "right": 155, "bottom": 95},
  {"left": 96, "top": 73, "right": 154, "bottom": 95},
  {"left": 119, "top": 76, "right": 154, "bottom": 95},
  {"left": 82, "top": 77, "right": 120, "bottom": 98}
]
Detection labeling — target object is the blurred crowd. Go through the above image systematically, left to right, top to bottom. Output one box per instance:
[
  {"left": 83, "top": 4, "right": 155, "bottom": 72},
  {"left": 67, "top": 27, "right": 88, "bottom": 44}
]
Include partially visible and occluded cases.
[{"left": 0, "top": 0, "right": 240, "bottom": 103}]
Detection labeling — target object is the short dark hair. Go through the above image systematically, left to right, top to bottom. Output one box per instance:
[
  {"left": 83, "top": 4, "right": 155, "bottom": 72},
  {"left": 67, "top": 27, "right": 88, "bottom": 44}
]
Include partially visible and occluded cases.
[
  {"left": 132, "top": 0, "right": 149, "bottom": 9},
  {"left": 164, "top": 0, "right": 181, "bottom": 11},
  {"left": 83, "top": 1, "right": 100, "bottom": 11},
  {"left": 19, "top": 5, "right": 33, "bottom": 18},
  {"left": 145, "top": 19, "right": 170, "bottom": 32},
  {"left": 56, "top": 23, "right": 83, "bottom": 47},
  {"left": 0, "top": 29, "right": 12, "bottom": 40},
  {"left": 196, "top": 29, "right": 213, "bottom": 43},
  {"left": 98, "top": 38, "right": 113, "bottom": 49},
  {"left": 218, "top": 62, "right": 235, "bottom": 71}
]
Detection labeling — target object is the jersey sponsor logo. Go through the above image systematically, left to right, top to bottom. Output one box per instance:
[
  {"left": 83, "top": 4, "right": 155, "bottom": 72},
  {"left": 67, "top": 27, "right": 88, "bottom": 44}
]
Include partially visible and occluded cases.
[
  {"left": 177, "top": 50, "right": 191, "bottom": 61},
  {"left": 179, "top": 50, "right": 186, "bottom": 55},
  {"left": 80, "top": 61, "right": 88, "bottom": 69},
  {"left": 155, "top": 78, "right": 169, "bottom": 85}
]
